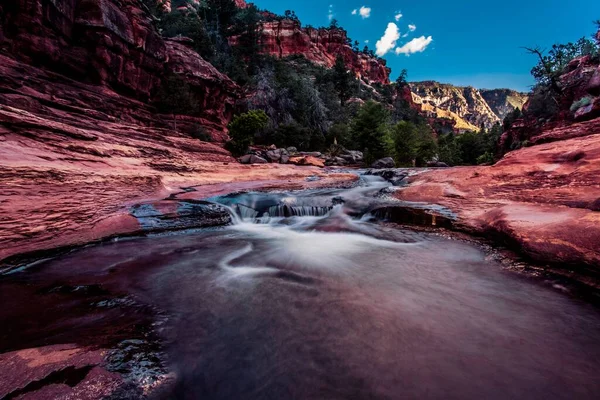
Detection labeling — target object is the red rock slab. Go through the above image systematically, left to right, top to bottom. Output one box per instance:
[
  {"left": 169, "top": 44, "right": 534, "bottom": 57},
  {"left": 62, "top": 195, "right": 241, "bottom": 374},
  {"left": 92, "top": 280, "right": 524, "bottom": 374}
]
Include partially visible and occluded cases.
[
  {"left": 230, "top": 20, "right": 390, "bottom": 84},
  {"left": 0, "top": 76, "right": 356, "bottom": 262},
  {"left": 395, "top": 123, "right": 600, "bottom": 270},
  {"left": 289, "top": 156, "right": 326, "bottom": 168},
  {"left": 0, "top": 344, "right": 121, "bottom": 400}
]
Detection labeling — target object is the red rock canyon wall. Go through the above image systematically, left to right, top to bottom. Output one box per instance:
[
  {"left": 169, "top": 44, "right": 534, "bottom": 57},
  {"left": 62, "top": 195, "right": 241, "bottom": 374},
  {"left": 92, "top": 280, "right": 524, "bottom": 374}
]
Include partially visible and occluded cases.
[
  {"left": 0, "top": 0, "right": 356, "bottom": 262},
  {"left": 234, "top": 19, "right": 391, "bottom": 85}
]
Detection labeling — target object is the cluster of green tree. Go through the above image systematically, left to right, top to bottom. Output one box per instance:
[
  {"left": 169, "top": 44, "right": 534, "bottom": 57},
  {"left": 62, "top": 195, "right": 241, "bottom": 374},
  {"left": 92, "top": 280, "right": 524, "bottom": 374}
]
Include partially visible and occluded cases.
[
  {"left": 143, "top": 0, "right": 263, "bottom": 85},
  {"left": 146, "top": 0, "right": 519, "bottom": 166},
  {"left": 237, "top": 53, "right": 414, "bottom": 150},
  {"left": 244, "top": 55, "right": 346, "bottom": 150},
  {"left": 251, "top": 56, "right": 432, "bottom": 157},
  {"left": 228, "top": 99, "right": 515, "bottom": 167},
  {"left": 320, "top": 100, "right": 436, "bottom": 166},
  {"left": 332, "top": 101, "right": 507, "bottom": 167},
  {"left": 225, "top": 110, "right": 269, "bottom": 156},
  {"left": 437, "top": 123, "right": 506, "bottom": 166}
]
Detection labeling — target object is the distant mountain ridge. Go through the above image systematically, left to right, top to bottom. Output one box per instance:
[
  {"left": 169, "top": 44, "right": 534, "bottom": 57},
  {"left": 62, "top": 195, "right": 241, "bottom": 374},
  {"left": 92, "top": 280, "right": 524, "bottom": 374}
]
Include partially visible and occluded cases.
[
  {"left": 410, "top": 81, "right": 528, "bottom": 131},
  {"left": 480, "top": 88, "right": 529, "bottom": 121}
]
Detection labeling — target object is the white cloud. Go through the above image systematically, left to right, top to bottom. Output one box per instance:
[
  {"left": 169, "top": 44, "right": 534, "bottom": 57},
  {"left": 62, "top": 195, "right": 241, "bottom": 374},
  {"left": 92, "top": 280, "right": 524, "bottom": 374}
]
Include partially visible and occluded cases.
[
  {"left": 328, "top": 4, "right": 334, "bottom": 21},
  {"left": 359, "top": 6, "right": 371, "bottom": 18},
  {"left": 351, "top": 9, "right": 357, "bottom": 15},
  {"left": 394, "top": 12, "right": 403, "bottom": 21},
  {"left": 375, "top": 23, "right": 400, "bottom": 57},
  {"left": 408, "top": 24, "right": 416, "bottom": 32},
  {"left": 395, "top": 36, "right": 433, "bottom": 55},
  {"left": 364, "top": 39, "right": 369, "bottom": 44}
]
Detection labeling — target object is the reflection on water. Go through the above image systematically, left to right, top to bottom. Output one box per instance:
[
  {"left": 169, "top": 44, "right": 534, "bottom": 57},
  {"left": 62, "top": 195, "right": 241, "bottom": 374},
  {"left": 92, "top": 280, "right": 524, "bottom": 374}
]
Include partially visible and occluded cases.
[{"left": 2, "top": 175, "right": 600, "bottom": 399}]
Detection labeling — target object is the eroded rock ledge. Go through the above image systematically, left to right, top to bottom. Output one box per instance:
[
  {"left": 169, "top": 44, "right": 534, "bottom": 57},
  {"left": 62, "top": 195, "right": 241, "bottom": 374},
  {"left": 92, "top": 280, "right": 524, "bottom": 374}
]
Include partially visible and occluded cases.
[
  {"left": 0, "top": 0, "right": 358, "bottom": 263},
  {"left": 392, "top": 117, "right": 600, "bottom": 282}
]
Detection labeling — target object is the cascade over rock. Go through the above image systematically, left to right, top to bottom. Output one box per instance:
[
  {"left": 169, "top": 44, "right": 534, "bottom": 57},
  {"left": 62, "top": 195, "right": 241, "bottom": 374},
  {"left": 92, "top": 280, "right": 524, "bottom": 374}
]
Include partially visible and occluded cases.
[{"left": 0, "top": 0, "right": 358, "bottom": 261}]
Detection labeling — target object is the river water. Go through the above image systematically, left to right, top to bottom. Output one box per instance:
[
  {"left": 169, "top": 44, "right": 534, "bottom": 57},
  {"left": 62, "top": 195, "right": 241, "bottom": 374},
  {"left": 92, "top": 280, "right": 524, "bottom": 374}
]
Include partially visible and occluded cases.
[{"left": 2, "top": 174, "right": 600, "bottom": 399}]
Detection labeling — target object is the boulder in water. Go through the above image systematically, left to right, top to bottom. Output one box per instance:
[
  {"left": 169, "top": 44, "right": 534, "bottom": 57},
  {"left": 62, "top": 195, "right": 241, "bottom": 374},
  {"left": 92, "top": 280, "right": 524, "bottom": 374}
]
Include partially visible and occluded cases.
[
  {"left": 266, "top": 149, "right": 282, "bottom": 162},
  {"left": 339, "top": 150, "right": 363, "bottom": 163},
  {"left": 239, "top": 154, "right": 268, "bottom": 164},
  {"left": 289, "top": 156, "right": 325, "bottom": 168},
  {"left": 325, "top": 156, "right": 348, "bottom": 166},
  {"left": 371, "top": 157, "right": 395, "bottom": 169},
  {"left": 365, "top": 169, "right": 409, "bottom": 186}
]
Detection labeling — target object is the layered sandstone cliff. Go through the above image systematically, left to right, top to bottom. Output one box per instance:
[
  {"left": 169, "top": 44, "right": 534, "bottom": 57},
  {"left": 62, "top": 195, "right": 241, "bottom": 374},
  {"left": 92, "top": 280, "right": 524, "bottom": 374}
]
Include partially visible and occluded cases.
[
  {"left": 0, "top": 0, "right": 356, "bottom": 262},
  {"left": 0, "top": 0, "right": 240, "bottom": 138},
  {"left": 244, "top": 19, "right": 391, "bottom": 84},
  {"left": 398, "top": 38, "right": 600, "bottom": 275},
  {"left": 502, "top": 55, "right": 600, "bottom": 151},
  {"left": 411, "top": 82, "right": 500, "bottom": 130},
  {"left": 480, "top": 89, "right": 528, "bottom": 120}
]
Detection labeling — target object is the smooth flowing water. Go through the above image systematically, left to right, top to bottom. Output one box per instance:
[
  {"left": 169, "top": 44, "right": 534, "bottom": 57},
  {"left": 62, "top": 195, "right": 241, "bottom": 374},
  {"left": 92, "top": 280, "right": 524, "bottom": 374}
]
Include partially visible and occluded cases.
[{"left": 2, "top": 175, "right": 600, "bottom": 399}]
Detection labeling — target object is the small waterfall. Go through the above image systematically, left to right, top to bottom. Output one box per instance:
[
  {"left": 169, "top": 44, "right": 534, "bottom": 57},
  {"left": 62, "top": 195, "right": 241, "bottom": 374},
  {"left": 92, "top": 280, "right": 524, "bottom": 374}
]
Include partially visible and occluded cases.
[
  {"left": 211, "top": 192, "right": 335, "bottom": 224},
  {"left": 217, "top": 203, "right": 242, "bottom": 225},
  {"left": 225, "top": 204, "right": 333, "bottom": 223},
  {"left": 236, "top": 204, "right": 260, "bottom": 221},
  {"left": 266, "top": 205, "right": 333, "bottom": 218}
]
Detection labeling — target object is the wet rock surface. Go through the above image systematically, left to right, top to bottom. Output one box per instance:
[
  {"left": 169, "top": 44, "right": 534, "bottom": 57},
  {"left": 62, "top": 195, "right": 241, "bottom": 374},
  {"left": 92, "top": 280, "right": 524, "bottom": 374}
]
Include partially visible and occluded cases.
[
  {"left": 0, "top": 1, "right": 358, "bottom": 262},
  {"left": 395, "top": 121, "right": 600, "bottom": 274},
  {"left": 364, "top": 169, "right": 411, "bottom": 186},
  {"left": 2, "top": 175, "right": 600, "bottom": 399},
  {"left": 130, "top": 200, "right": 232, "bottom": 233},
  {"left": 0, "top": 345, "right": 122, "bottom": 400}
]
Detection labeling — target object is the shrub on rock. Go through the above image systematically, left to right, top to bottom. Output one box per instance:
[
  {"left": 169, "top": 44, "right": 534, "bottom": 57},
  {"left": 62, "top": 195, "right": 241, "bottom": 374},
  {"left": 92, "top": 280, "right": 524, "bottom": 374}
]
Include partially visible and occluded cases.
[{"left": 226, "top": 110, "right": 269, "bottom": 157}]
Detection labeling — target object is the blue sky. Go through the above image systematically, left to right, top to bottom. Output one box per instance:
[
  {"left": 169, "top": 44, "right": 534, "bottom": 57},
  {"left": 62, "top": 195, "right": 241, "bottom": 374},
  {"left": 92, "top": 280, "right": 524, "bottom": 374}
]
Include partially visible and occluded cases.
[{"left": 251, "top": 0, "right": 600, "bottom": 91}]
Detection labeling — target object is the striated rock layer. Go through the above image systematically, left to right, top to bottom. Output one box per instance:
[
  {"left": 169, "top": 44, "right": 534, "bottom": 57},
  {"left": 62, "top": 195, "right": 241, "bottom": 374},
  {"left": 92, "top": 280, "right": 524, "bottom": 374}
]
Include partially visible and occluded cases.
[
  {"left": 0, "top": 0, "right": 357, "bottom": 263},
  {"left": 0, "top": 0, "right": 240, "bottom": 139},
  {"left": 238, "top": 19, "right": 391, "bottom": 84},
  {"left": 411, "top": 81, "right": 527, "bottom": 131},
  {"left": 480, "top": 88, "right": 528, "bottom": 120},
  {"left": 395, "top": 117, "right": 600, "bottom": 281}
]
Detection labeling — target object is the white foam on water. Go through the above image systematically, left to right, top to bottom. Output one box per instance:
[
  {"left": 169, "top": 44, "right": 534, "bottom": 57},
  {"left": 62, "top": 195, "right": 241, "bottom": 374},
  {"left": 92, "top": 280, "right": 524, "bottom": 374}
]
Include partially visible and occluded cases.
[
  {"left": 228, "top": 220, "right": 415, "bottom": 272},
  {"left": 216, "top": 242, "right": 280, "bottom": 282}
]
